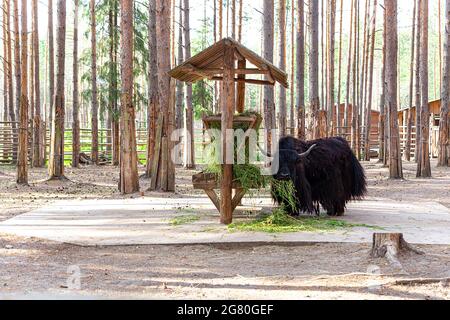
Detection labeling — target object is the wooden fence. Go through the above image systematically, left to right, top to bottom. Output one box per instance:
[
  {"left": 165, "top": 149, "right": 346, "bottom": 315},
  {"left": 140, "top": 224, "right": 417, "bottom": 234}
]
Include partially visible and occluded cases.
[{"left": 0, "top": 120, "right": 438, "bottom": 166}]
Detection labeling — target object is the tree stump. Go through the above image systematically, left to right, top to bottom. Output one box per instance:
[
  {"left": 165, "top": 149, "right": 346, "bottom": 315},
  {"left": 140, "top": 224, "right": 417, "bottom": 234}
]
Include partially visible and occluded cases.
[{"left": 370, "top": 233, "right": 423, "bottom": 268}]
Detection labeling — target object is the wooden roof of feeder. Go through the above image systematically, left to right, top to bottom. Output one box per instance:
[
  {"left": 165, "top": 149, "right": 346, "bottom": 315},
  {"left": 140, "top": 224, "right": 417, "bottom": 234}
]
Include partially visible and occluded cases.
[{"left": 168, "top": 38, "right": 289, "bottom": 88}]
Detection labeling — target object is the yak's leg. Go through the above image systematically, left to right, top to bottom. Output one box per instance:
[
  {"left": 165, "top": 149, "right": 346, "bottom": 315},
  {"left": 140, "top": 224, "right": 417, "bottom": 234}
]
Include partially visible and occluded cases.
[{"left": 334, "top": 203, "right": 346, "bottom": 216}]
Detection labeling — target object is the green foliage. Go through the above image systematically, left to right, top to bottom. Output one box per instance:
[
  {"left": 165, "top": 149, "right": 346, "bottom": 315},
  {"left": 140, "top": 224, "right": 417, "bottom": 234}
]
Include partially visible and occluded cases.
[
  {"left": 80, "top": 0, "right": 148, "bottom": 123},
  {"left": 192, "top": 81, "right": 214, "bottom": 119},
  {"left": 271, "top": 180, "right": 298, "bottom": 212},
  {"left": 228, "top": 206, "right": 380, "bottom": 234},
  {"left": 169, "top": 215, "right": 200, "bottom": 226}
]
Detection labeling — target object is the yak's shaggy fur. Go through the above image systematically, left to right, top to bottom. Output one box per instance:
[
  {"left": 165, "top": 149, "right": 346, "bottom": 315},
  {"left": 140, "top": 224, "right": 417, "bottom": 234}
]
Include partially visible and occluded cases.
[{"left": 272, "top": 136, "right": 367, "bottom": 216}]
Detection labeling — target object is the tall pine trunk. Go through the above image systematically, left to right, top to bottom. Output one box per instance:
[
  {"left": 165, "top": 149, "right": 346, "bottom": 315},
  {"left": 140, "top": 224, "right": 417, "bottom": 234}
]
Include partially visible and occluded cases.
[
  {"left": 13, "top": 0, "right": 20, "bottom": 162},
  {"left": 17, "top": 0, "right": 28, "bottom": 184},
  {"left": 32, "top": 0, "right": 42, "bottom": 167},
  {"left": 48, "top": 0, "right": 67, "bottom": 180},
  {"left": 48, "top": 0, "right": 55, "bottom": 137},
  {"left": 72, "top": 0, "right": 80, "bottom": 168},
  {"left": 90, "top": 0, "right": 99, "bottom": 164},
  {"left": 119, "top": 0, "right": 140, "bottom": 193},
  {"left": 146, "top": 0, "right": 159, "bottom": 177},
  {"left": 154, "top": 0, "right": 175, "bottom": 191},
  {"left": 184, "top": 0, "right": 195, "bottom": 169},
  {"left": 263, "top": 0, "right": 276, "bottom": 149},
  {"left": 278, "top": 0, "right": 287, "bottom": 137},
  {"left": 296, "top": 0, "right": 305, "bottom": 139},
  {"left": 309, "top": 0, "right": 320, "bottom": 139},
  {"left": 326, "top": 0, "right": 336, "bottom": 137},
  {"left": 336, "top": 0, "right": 343, "bottom": 136},
  {"left": 345, "top": 0, "right": 354, "bottom": 140},
  {"left": 363, "top": 0, "right": 377, "bottom": 161},
  {"left": 385, "top": 0, "right": 403, "bottom": 179},
  {"left": 405, "top": 0, "right": 417, "bottom": 161},
  {"left": 415, "top": 0, "right": 421, "bottom": 163},
  {"left": 417, "top": 0, "right": 431, "bottom": 177},
  {"left": 438, "top": 0, "right": 450, "bottom": 167}
]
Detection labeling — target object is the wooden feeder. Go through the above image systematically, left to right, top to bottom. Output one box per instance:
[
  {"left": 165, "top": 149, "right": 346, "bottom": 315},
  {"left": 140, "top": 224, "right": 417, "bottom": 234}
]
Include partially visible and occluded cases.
[{"left": 169, "top": 38, "right": 288, "bottom": 225}]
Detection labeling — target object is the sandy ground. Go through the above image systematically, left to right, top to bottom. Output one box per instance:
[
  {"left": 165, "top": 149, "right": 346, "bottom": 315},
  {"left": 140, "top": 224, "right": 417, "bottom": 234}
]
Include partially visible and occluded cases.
[{"left": 0, "top": 161, "right": 449, "bottom": 300}]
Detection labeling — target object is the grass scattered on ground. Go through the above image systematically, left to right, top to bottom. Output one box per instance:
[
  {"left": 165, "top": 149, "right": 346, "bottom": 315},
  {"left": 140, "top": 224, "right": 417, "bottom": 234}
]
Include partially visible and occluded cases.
[
  {"left": 228, "top": 207, "right": 381, "bottom": 233},
  {"left": 169, "top": 215, "right": 200, "bottom": 226}
]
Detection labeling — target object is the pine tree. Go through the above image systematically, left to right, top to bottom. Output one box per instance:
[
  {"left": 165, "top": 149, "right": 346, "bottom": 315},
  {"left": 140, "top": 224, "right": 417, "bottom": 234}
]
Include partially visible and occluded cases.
[
  {"left": 48, "top": 0, "right": 67, "bottom": 180},
  {"left": 119, "top": 0, "right": 140, "bottom": 193},
  {"left": 385, "top": 0, "right": 403, "bottom": 179}
]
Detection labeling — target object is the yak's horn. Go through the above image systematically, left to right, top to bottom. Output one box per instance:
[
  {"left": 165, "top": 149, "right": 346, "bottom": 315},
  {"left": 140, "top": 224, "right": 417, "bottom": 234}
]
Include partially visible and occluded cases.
[
  {"left": 257, "top": 142, "right": 272, "bottom": 158},
  {"left": 298, "top": 144, "right": 317, "bottom": 159}
]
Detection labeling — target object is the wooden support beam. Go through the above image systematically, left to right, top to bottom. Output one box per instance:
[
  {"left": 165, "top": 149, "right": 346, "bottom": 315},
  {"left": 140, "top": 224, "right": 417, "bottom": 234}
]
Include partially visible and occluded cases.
[
  {"left": 220, "top": 44, "right": 235, "bottom": 225},
  {"left": 236, "top": 60, "right": 246, "bottom": 113},
  {"left": 203, "top": 68, "right": 270, "bottom": 75},
  {"left": 211, "top": 77, "right": 275, "bottom": 86},
  {"left": 231, "top": 188, "right": 246, "bottom": 211},
  {"left": 204, "top": 189, "right": 221, "bottom": 212}
]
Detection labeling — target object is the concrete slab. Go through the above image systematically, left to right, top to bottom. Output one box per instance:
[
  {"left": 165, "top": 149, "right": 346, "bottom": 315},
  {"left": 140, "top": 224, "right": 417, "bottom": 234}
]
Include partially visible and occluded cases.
[{"left": 0, "top": 196, "right": 450, "bottom": 246}]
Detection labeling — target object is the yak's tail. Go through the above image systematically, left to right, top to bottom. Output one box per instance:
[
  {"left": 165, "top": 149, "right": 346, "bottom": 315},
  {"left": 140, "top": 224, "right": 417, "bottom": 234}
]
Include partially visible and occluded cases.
[{"left": 350, "top": 152, "right": 367, "bottom": 199}]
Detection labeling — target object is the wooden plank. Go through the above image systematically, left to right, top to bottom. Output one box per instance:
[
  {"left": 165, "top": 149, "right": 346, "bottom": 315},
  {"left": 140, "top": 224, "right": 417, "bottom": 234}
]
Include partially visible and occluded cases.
[
  {"left": 236, "top": 59, "right": 246, "bottom": 113},
  {"left": 211, "top": 77, "right": 275, "bottom": 86},
  {"left": 149, "top": 113, "right": 164, "bottom": 191},
  {"left": 232, "top": 188, "right": 246, "bottom": 212},
  {"left": 204, "top": 189, "right": 221, "bottom": 212}
]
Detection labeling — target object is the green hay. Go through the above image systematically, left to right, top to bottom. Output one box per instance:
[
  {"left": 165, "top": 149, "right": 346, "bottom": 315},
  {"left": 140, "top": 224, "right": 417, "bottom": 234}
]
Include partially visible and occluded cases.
[
  {"left": 228, "top": 206, "right": 380, "bottom": 234},
  {"left": 169, "top": 215, "right": 200, "bottom": 226}
]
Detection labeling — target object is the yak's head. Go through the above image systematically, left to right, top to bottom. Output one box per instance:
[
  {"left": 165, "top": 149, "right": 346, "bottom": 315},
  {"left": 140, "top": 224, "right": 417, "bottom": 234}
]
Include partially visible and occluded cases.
[{"left": 270, "top": 144, "right": 317, "bottom": 181}]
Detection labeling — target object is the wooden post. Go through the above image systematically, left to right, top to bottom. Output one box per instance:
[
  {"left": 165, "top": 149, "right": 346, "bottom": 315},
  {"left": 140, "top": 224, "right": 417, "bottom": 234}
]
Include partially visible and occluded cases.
[
  {"left": 220, "top": 41, "right": 235, "bottom": 225},
  {"left": 236, "top": 59, "right": 246, "bottom": 113}
]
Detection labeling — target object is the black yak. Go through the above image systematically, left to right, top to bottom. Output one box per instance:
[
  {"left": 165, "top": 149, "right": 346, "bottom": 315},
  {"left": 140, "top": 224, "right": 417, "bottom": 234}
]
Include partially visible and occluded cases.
[{"left": 270, "top": 136, "right": 367, "bottom": 216}]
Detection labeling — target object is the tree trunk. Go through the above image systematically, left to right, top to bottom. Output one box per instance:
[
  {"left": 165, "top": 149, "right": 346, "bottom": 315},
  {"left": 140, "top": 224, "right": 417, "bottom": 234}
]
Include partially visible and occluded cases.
[
  {"left": 2, "top": 0, "right": 8, "bottom": 161},
  {"left": 4, "top": 0, "right": 17, "bottom": 162},
  {"left": 12, "top": 0, "right": 20, "bottom": 163},
  {"left": 16, "top": 0, "right": 28, "bottom": 185},
  {"left": 32, "top": 0, "right": 42, "bottom": 167},
  {"left": 48, "top": 0, "right": 66, "bottom": 180},
  {"left": 48, "top": 0, "right": 55, "bottom": 137},
  {"left": 72, "top": 0, "right": 80, "bottom": 168},
  {"left": 90, "top": 0, "right": 99, "bottom": 165},
  {"left": 109, "top": 0, "right": 119, "bottom": 166},
  {"left": 119, "top": 0, "right": 140, "bottom": 194},
  {"left": 146, "top": 0, "right": 159, "bottom": 177},
  {"left": 154, "top": 0, "right": 175, "bottom": 191},
  {"left": 176, "top": 0, "right": 184, "bottom": 132},
  {"left": 184, "top": 0, "right": 195, "bottom": 169},
  {"left": 219, "top": 0, "right": 223, "bottom": 39},
  {"left": 238, "top": 0, "right": 243, "bottom": 42},
  {"left": 263, "top": 0, "right": 276, "bottom": 150},
  {"left": 278, "top": 0, "right": 287, "bottom": 137},
  {"left": 289, "top": 0, "right": 295, "bottom": 136},
  {"left": 296, "top": 0, "right": 305, "bottom": 140},
  {"left": 309, "top": 0, "right": 320, "bottom": 139},
  {"left": 326, "top": 0, "right": 336, "bottom": 137},
  {"left": 336, "top": 0, "right": 343, "bottom": 136},
  {"left": 345, "top": 0, "right": 354, "bottom": 140},
  {"left": 351, "top": 0, "right": 358, "bottom": 152},
  {"left": 363, "top": 0, "right": 377, "bottom": 161},
  {"left": 385, "top": 0, "right": 403, "bottom": 179},
  {"left": 405, "top": 0, "right": 417, "bottom": 162},
  {"left": 417, "top": 0, "right": 431, "bottom": 178},
  {"left": 438, "top": 0, "right": 450, "bottom": 167},
  {"left": 378, "top": 6, "right": 387, "bottom": 163},
  {"left": 371, "top": 233, "right": 423, "bottom": 268}
]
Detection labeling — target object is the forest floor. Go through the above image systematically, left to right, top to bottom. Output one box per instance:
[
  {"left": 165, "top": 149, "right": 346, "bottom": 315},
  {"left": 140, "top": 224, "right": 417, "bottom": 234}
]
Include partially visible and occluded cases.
[{"left": 0, "top": 161, "right": 449, "bottom": 299}]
